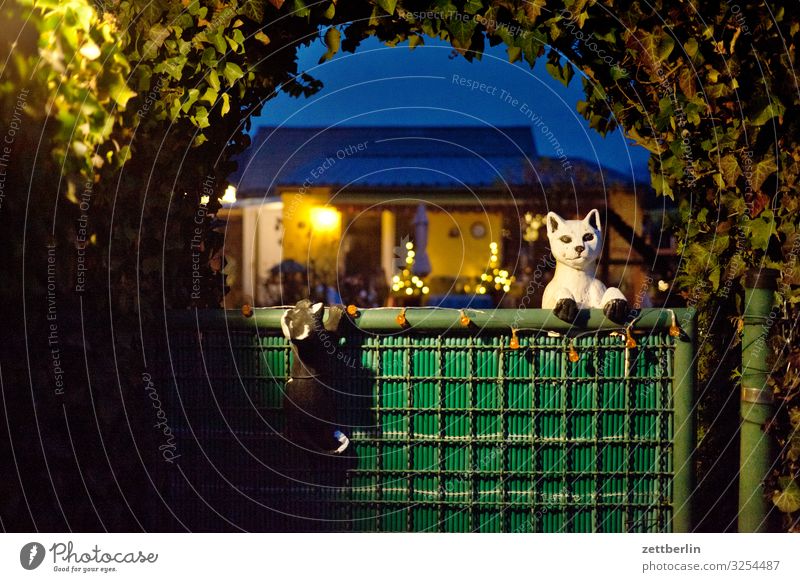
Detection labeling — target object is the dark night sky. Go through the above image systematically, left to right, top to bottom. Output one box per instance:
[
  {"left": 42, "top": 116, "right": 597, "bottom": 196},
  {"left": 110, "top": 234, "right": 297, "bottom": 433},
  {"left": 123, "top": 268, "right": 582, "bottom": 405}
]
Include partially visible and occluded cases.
[{"left": 253, "top": 36, "right": 651, "bottom": 181}]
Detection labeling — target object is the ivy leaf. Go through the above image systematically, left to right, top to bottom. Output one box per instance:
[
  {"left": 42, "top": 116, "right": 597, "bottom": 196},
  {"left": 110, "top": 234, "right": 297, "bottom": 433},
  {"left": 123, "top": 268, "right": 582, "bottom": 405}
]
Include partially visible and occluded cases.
[
  {"left": 376, "top": 0, "right": 397, "bottom": 15},
  {"left": 319, "top": 27, "right": 340, "bottom": 63},
  {"left": 223, "top": 62, "right": 244, "bottom": 86},
  {"left": 109, "top": 73, "right": 137, "bottom": 108},
  {"left": 220, "top": 93, "right": 231, "bottom": 116},
  {"left": 752, "top": 96, "right": 786, "bottom": 126},
  {"left": 719, "top": 154, "right": 741, "bottom": 187},
  {"left": 751, "top": 156, "right": 778, "bottom": 193},
  {"left": 652, "top": 173, "right": 674, "bottom": 198},
  {"left": 748, "top": 210, "right": 775, "bottom": 251},
  {"left": 773, "top": 478, "right": 800, "bottom": 514}
]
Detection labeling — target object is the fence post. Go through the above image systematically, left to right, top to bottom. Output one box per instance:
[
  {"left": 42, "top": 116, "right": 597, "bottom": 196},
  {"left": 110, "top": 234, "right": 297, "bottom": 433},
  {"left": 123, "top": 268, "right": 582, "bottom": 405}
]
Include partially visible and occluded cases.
[{"left": 738, "top": 268, "right": 778, "bottom": 532}]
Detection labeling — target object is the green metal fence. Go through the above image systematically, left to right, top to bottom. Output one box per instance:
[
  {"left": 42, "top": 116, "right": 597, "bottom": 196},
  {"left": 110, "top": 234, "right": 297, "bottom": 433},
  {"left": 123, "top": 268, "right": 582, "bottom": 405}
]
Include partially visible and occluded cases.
[{"left": 161, "top": 307, "right": 695, "bottom": 532}]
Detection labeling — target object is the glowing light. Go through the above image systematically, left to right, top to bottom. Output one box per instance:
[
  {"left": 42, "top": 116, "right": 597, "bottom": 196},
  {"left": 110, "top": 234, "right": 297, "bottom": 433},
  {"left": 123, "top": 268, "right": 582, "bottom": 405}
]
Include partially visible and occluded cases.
[
  {"left": 221, "top": 184, "right": 237, "bottom": 204},
  {"left": 200, "top": 195, "right": 210, "bottom": 205},
  {"left": 310, "top": 206, "right": 340, "bottom": 231},
  {"left": 405, "top": 241, "right": 414, "bottom": 250},
  {"left": 408, "top": 250, "right": 416, "bottom": 258},
  {"left": 392, "top": 275, "right": 400, "bottom": 283},
  {"left": 658, "top": 280, "right": 669, "bottom": 291},
  {"left": 503, "top": 285, "right": 510, "bottom": 292},
  {"left": 422, "top": 286, "right": 429, "bottom": 294},
  {"left": 478, "top": 286, "right": 486, "bottom": 294},
  {"left": 405, "top": 287, "right": 413, "bottom": 295}
]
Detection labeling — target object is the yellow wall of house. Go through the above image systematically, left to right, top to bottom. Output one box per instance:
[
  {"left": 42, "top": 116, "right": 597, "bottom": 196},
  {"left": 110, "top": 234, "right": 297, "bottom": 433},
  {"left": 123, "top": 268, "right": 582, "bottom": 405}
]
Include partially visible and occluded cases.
[
  {"left": 280, "top": 189, "right": 341, "bottom": 278},
  {"left": 279, "top": 190, "right": 502, "bottom": 282},
  {"left": 427, "top": 210, "right": 504, "bottom": 279}
]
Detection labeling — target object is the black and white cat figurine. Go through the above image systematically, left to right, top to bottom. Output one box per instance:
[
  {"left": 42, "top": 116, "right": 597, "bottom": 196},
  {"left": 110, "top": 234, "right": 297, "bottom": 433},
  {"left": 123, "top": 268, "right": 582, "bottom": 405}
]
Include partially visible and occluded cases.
[
  {"left": 542, "top": 209, "right": 629, "bottom": 323},
  {"left": 280, "top": 299, "right": 350, "bottom": 454}
]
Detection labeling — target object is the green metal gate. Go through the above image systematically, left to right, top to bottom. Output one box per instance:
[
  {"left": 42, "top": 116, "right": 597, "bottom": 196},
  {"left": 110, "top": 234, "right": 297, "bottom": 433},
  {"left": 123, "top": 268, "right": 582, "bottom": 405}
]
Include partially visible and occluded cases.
[{"left": 161, "top": 307, "right": 695, "bottom": 532}]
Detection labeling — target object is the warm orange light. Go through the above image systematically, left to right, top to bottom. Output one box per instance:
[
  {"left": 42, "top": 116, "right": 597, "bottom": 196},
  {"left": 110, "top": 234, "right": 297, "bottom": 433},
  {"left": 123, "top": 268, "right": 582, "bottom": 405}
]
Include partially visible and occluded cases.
[
  {"left": 310, "top": 206, "right": 340, "bottom": 231},
  {"left": 242, "top": 304, "right": 253, "bottom": 318},
  {"left": 347, "top": 304, "right": 358, "bottom": 317},
  {"left": 396, "top": 308, "right": 407, "bottom": 327},
  {"left": 460, "top": 311, "right": 471, "bottom": 327},
  {"left": 669, "top": 325, "right": 680, "bottom": 337},
  {"left": 509, "top": 329, "right": 519, "bottom": 350},
  {"left": 569, "top": 346, "right": 580, "bottom": 363}
]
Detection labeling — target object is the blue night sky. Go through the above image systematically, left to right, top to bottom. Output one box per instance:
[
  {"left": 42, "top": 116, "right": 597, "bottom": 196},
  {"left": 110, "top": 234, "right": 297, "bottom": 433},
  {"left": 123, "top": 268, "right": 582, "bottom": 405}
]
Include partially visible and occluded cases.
[{"left": 253, "top": 36, "right": 651, "bottom": 181}]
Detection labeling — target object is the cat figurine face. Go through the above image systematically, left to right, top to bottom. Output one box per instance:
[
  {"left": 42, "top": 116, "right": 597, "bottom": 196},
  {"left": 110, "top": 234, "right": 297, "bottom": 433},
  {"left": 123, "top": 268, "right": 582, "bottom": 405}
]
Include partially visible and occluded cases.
[
  {"left": 546, "top": 208, "right": 601, "bottom": 271},
  {"left": 542, "top": 209, "right": 629, "bottom": 323},
  {"left": 280, "top": 299, "right": 323, "bottom": 342}
]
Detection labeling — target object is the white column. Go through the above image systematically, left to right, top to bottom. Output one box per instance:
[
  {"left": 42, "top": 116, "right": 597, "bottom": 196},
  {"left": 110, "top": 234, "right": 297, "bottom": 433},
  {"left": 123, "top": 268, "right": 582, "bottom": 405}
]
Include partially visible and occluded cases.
[
  {"left": 241, "top": 204, "right": 256, "bottom": 305},
  {"left": 381, "top": 209, "right": 396, "bottom": 285}
]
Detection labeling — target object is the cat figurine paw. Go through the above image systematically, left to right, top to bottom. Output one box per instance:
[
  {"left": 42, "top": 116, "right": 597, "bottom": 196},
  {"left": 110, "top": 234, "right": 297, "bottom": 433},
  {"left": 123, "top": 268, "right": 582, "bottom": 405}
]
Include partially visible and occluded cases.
[{"left": 542, "top": 209, "right": 629, "bottom": 324}]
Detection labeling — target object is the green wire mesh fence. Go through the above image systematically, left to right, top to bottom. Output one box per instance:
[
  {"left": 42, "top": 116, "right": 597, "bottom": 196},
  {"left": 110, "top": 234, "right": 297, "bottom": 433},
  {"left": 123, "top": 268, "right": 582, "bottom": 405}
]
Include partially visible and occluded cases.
[{"left": 159, "top": 307, "right": 695, "bottom": 532}]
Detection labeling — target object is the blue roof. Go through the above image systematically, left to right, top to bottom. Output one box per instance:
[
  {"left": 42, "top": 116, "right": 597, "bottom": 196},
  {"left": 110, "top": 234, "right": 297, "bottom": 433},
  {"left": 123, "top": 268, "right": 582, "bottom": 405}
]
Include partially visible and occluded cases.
[{"left": 232, "top": 125, "right": 635, "bottom": 197}]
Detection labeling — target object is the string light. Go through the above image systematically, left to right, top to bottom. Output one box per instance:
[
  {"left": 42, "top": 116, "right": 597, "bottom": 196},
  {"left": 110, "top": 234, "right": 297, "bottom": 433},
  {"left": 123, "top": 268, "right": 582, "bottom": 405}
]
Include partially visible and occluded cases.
[
  {"left": 392, "top": 240, "right": 429, "bottom": 297},
  {"left": 478, "top": 241, "right": 515, "bottom": 294},
  {"left": 241, "top": 303, "right": 253, "bottom": 318},
  {"left": 346, "top": 304, "right": 359, "bottom": 317},
  {"left": 396, "top": 308, "right": 407, "bottom": 327},
  {"left": 459, "top": 310, "right": 471, "bottom": 327},
  {"left": 669, "top": 310, "right": 680, "bottom": 337},
  {"left": 625, "top": 327, "right": 637, "bottom": 349},
  {"left": 509, "top": 328, "right": 520, "bottom": 350},
  {"left": 569, "top": 342, "right": 580, "bottom": 363}
]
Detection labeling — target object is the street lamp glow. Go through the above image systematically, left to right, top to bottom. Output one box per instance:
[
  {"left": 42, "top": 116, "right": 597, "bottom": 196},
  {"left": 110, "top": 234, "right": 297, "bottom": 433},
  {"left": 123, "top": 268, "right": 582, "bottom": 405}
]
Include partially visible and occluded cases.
[
  {"left": 221, "top": 184, "right": 237, "bottom": 204},
  {"left": 310, "top": 206, "right": 340, "bottom": 231}
]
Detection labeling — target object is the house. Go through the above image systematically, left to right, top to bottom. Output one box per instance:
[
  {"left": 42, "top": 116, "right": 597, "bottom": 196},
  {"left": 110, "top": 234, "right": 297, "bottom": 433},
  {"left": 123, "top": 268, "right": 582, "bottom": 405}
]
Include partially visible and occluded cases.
[{"left": 219, "top": 125, "right": 670, "bottom": 308}]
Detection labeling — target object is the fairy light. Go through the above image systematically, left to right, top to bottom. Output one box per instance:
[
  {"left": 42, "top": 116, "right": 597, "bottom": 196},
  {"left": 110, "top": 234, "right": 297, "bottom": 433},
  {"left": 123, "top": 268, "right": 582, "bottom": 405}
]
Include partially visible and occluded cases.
[
  {"left": 392, "top": 241, "right": 429, "bottom": 297},
  {"left": 478, "top": 241, "right": 515, "bottom": 294},
  {"left": 241, "top": 304, "right": 253, "bottom": 318},
  {"left": 346, "top": 304, "right": 359, "bottom": 317},
  {"left": 396, "top": 308, "right": 407, "bottom": 327},
  {"left": 459, "top": 310, "right": 471, "bottom": 327},
  {"left": 669, "top": 310, "right": 680, "bottom": 337},
  {"left": 625, "top": 327, "right": 637, "bottom": 349},
  {"left": 509, "top": 328, "right": 520, "bottom": 350},
  {"left": 569, "top": 342, "right": 580, "bottom": 363}
]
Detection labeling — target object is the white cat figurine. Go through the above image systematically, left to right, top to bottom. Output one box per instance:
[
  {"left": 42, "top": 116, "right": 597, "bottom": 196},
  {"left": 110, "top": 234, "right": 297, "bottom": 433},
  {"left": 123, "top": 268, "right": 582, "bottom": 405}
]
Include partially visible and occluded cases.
[{"left": 542, "top": 209, "right": 628, "bottom": 322}]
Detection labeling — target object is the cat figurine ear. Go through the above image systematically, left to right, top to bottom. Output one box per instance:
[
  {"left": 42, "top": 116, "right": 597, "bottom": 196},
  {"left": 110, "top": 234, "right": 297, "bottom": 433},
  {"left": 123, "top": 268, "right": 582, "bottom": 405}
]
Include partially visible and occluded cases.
[
  {"left": 542, "top": 208, "right": 628, "bottom": 323},
  {"left": 583, "top": 208, "right": 601, "bottom": 232},
  {"left": 546, "top": 211, "right": 566, "bottom": 235}
]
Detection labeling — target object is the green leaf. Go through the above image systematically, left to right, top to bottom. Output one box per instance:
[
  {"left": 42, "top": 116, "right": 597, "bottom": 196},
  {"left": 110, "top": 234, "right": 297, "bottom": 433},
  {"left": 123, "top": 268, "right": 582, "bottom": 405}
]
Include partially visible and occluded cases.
[
  {"left": 292, "top": 0, "right": 310, "bottom": 18},
  {"left": 376, "top": 0, "right": 397, "bottom": 15},
  {"left": 319, "top": 27, "right": 340, "bottom": 63},
  {"left": 684, "top": 38, "right": 698, "bottom": 58},
  {"left": 223, "top": 62, "right": 244, "bottom": 86},
  {"left": 207, "top": 69, "right": 220, "bottom": 91},
  {"left": 110, "top": 74, "right": 136, "bottom": 108},
  {"left": 220, "top": 92, "right": 230, "bottom": 116},
  {"left": 752, "top": 96, "right": 786, "bottom": 126},
  {"left": 719, "top": 154, "right": 741, "bottom": 187},
  {"left": 751, "top": 156, "right": 778, "bottom": 192},
  {"left": 652, "top": 173, "right": 674, "bottom": 199},
  {"left": 747, "top": 210, "right": 775, "bottom": 251},
  {"left": 773, "top": 478, "right": 800, "bottom": 513}
]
